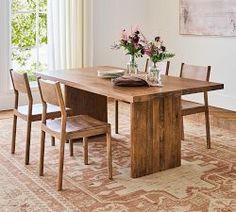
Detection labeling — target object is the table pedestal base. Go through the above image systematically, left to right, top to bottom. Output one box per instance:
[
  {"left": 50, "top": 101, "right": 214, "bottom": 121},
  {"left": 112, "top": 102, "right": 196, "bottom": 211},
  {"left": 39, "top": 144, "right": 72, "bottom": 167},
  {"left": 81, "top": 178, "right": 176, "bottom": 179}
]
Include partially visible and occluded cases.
[
  {"left": 65, "top": 85, "right": 107, "bottom": 122},
  {"left": 130, "top": 93, "right": 182, "bottom": 178}
]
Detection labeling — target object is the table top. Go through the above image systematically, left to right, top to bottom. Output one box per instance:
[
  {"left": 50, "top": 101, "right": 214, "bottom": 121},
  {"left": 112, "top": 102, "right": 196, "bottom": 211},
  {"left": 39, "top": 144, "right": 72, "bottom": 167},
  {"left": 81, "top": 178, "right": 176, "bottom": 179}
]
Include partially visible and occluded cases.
[{"left": 37, "top": 66, "right": 224, "bottom": 103}]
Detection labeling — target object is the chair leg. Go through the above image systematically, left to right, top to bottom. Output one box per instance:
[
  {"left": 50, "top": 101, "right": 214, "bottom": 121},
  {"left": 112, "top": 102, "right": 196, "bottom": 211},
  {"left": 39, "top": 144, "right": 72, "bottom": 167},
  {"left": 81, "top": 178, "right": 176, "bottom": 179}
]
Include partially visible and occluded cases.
[
  {"left": 115, "top": 100, "right": 118, "bottom": 134},
  {"left": 205, "top": 110, "right": 211, "bottom": 149},
  {"left": 11, "top": 115, "right": 17, "bottom": 154},
  {"left": 181, "top": 116, "right": 184, "bottom": 140},
  {"left": 25, "top": 120, "right": 32, "bottom": 165},
  {"left": 106, "top": 128, "right": 112, "bottom": 179},
  {"left": 39, "top": 130, "right": 46, "bottom": 176},
  {"left": 51, "top": 137, "right": 55, "bottom": 146},
  {"left": 83, "top": 137, "right": 88, "bottom": 165},
  {"left": 57, "top": 138, "right": 65, "bottom": 191},
  {"left": 69, "top": 140, "right": 74, "bottom": 156}
]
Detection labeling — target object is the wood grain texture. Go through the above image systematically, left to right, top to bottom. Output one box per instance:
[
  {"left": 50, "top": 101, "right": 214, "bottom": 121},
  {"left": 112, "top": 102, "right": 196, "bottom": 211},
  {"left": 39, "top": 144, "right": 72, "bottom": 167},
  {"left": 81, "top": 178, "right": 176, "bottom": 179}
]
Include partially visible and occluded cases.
[
  {"left": 115, "top": 61, "right": 171, "bottom": 133},
  {"left": 179, "top": 63, "right": 211, "bottom": 148},
  {"left": 180, "top": 63, "right": 210, "bottom": 81},
  {"left": 36, "top": 66, "right": 224, "bottom": 178},
  {"left": 37, "top": 66, "right": 223, "bottom": 103},
  {"left": 9, "top": 70, "right": 62, "bottom": 165},
  {"left": 37, "top": 79, "right": 112, "bottom": 190},
  {"left": 65, "top": 85, "right": 107, "bottom": 122},
  {"left": 130, "top": 93, "right": 181, "bottom": 178},
  {"left": 162, "top": 94, "right": 181, "bottom": 169},
  {"left": 181, "top": 100, "right": 206, "bottom": 116},
  {"left": 1, "top": 104, "right": 235, "bottom": 131},
  {"left": 14, "top": 104, "right": 63, "bottom": 122}
]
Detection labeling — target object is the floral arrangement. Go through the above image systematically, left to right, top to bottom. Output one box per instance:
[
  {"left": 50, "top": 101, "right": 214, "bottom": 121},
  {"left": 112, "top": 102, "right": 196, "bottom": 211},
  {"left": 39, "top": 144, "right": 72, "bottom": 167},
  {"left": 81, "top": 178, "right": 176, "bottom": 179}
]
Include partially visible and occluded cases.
[
  {"left": 112, "top": 26, "right": 145, "bottom": 58},
  {"left": 112, "top": 26, "right": 174, "bottom": 76},
  {"left": 113, "top": 27, "right": 174, "bottom": 63},
  {"left": 144, "top": 36, "right": 175, "bottom": 64}
]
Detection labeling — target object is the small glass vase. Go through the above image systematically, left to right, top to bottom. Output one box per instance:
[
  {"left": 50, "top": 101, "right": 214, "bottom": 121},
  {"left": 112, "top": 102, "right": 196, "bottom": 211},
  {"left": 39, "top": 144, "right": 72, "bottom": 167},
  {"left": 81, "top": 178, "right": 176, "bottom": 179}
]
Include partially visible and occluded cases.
[
  {"left": 127, "top": 55, "right": 138, "bottom": 75},
  {"left": 148, "top": 62, "right": 161, "bottom": 84}
]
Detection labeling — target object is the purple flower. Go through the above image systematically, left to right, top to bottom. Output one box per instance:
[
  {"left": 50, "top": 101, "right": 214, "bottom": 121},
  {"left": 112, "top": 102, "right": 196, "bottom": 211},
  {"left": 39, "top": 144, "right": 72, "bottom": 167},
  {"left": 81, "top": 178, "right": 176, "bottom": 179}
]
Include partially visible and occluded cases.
[
  {"left": 112, "top": 25, "right": 148, "bottom": 58},
  {"left": 132, "top": 35, "right": 140, "bottom": 43},
  {"left": 155, "top": 36, "right": 160, "bottom": 42},
  {"left": 121, "top": 39, "right": 128, "bottom": 45},
  {"left": 161, "top": 46, "right": 166, "bottom": 51},
  {"left": 141, "top": 48, "right": 145, "bottom": 55}
]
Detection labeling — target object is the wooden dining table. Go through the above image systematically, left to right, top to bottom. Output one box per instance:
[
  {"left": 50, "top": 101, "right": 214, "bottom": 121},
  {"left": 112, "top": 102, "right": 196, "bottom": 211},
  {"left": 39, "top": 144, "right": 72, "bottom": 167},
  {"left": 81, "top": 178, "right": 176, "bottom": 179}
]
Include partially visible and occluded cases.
[{"left": 37, "top": 66, "right": 224, "bottom": 178}]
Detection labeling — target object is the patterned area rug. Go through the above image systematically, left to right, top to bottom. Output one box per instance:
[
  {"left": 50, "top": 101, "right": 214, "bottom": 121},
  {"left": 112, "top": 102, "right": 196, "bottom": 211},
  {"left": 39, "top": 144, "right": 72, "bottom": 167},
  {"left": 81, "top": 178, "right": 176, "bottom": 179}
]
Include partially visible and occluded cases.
[{"left": 0, "top": 102, "right": 235, "bottom": 211}]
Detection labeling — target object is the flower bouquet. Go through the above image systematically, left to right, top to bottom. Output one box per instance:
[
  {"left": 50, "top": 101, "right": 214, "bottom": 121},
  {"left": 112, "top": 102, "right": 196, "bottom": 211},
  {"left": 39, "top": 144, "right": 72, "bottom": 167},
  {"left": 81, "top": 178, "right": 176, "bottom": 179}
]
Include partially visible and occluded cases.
[
  {"left": 112, "top": 26, "right": 146, "bottom": 74},
  {"left": 112, "top": 26, "right": 175, "bottom": 85},
  {"left": 144, "top": 36, "right": 174, "bottom": 84},
  {"left": 144, "top": 36, "right": 174, "bottom": 64}
]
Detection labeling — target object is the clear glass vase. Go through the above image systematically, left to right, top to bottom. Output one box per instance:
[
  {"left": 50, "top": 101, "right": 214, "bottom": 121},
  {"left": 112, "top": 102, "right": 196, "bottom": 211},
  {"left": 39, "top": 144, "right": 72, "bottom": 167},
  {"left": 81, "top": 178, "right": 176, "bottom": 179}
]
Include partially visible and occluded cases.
[
  {"left": 127, "top": 55, "right": 138, "bottom": 75},
  {"left": 148, "top": 62, "right": 161, "bottom": 84}
]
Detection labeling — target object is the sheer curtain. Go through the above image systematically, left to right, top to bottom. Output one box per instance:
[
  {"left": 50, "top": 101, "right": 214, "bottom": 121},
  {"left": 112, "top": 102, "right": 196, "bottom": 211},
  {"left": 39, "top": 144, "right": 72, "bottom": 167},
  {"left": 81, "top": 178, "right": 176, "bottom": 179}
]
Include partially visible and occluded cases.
[{"left": 47, "top": 0, "right": 90, "bottom": 70}]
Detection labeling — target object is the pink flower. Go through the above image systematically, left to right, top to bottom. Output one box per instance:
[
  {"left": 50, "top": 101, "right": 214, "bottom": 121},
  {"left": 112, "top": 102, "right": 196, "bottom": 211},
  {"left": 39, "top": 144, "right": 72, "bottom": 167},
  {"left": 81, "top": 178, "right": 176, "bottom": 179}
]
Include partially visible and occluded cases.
[
  {"left": 131, "top": 24, "right": 140, "bottom": 35},
  {"left": 112, "top": 25, "right": 146, "bottom": 58},
  {"left": 121, "top": 29, "right": 128, "bottom": 41},
  {"left": 140, "top": 32, "right": 148, "bottom": 44},
  {"left": 144, "top": 45, "right": 152, "bottom": 56}
]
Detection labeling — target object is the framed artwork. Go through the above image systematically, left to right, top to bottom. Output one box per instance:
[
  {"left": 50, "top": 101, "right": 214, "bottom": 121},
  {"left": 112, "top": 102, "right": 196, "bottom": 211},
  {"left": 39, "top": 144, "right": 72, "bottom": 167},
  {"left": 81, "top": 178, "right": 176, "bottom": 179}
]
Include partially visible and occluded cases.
[{"left": 179, "top": 0, "right": 236, "bottom": 36}]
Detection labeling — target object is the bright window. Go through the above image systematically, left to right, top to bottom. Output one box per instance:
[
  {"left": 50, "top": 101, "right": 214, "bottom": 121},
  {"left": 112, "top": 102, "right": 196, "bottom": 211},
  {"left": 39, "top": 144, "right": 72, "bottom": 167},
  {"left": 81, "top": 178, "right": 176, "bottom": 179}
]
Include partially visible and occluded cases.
[{"left": 10, "top": 0, "right": 47, "bottom": 81}]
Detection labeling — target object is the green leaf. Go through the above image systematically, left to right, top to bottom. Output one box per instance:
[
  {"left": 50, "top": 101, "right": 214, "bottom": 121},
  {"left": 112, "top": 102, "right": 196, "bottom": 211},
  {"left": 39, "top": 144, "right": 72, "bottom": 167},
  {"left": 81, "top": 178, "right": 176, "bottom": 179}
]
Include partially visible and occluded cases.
[
  {"left": 12, "top": 0, "right": 36, "bottom": 12},
  {"left": 11, "top": 13, "right": 36, "bottom": 48}
]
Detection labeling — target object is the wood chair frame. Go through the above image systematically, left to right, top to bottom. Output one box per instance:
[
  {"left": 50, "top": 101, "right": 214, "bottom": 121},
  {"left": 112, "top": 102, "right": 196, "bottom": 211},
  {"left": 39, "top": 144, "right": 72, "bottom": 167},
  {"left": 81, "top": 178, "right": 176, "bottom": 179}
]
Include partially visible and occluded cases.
[
  {"left": 179, "top": 63, "right": 211, "bottom": 148},
  {"left": 9, "top": 70, "right": 62, "bottom": 165},
  {"left": 37, "top": 78, "right": 112, "bottom": 191}
]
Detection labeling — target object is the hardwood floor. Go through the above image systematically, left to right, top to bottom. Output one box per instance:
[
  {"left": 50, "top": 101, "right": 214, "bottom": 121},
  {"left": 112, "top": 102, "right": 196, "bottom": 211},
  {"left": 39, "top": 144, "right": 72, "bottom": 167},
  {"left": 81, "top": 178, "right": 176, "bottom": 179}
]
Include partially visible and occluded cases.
[
  {"left": 0, "top": 104, "right": 235, "bottom": 131},
  {"left": 185, "top": 106, "right": 236, "bottom": 131}
]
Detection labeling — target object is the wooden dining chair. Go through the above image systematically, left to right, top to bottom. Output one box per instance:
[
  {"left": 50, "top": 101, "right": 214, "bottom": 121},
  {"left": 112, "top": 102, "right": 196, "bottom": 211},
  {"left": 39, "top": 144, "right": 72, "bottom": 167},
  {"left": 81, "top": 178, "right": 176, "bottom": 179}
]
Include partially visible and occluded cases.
[
  {"left": 114, "top": 59, "right": 170, "bottom": 134},
  {"left": 179, "top": 63, "right": 211, "bottom": 148},
  {"left": 9, "top": 69, "right": 67, "bottom": 165},
  {"left": 37, "top": 78, "right": 112, "bottom": 191}
]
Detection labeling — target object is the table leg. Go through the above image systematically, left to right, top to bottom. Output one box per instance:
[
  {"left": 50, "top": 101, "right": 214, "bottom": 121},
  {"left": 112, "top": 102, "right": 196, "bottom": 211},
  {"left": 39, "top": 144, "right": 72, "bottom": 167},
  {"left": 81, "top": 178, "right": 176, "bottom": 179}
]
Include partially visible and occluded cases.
[{"left": 130, "top": 93, "right": 181, "bottom": 178}]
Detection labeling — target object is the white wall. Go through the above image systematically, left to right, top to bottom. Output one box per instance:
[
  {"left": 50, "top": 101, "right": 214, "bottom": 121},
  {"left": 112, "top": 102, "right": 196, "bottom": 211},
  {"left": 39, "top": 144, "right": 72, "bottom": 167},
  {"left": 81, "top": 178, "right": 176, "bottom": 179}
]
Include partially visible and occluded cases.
[
  {"left": 93, "top": 0, "right": 236, "bottom": 111},
  {"left": 93, "top": 0, "right": 154, "bottom": 69}
]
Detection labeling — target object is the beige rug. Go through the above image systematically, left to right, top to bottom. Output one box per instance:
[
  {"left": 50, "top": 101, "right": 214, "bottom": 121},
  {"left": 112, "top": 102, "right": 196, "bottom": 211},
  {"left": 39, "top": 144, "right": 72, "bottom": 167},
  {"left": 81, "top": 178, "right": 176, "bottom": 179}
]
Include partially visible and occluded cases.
[{"left": 0, "top": 102, "right": 235, "bottom": 211}]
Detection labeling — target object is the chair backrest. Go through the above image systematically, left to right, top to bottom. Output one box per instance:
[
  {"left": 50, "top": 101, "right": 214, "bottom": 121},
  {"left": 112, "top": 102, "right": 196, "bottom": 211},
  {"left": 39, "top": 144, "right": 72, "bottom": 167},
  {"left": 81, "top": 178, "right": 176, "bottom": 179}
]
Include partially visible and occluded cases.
[
  {"left": 144, "top": 59, "right": 170, "bottom": 75},
  {"left": 179, "top": 63, "right": 211, "bottom": 106},
  {"left": 180, "top": 63, "right": 211, "bottom": 82},
  {"left": 9, "top": 69, "right": 33, "bottom": 107},
  {"left": 37, "top": 78, "right": 67, "bottom": 120}
]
